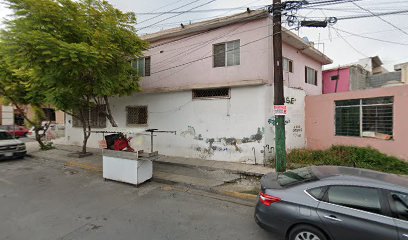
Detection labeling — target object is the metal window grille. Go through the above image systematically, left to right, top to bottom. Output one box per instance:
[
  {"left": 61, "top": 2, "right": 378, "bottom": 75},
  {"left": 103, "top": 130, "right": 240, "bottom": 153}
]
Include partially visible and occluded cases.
[
  {"left": 213, "top": 40, "right": 240, "bottom": 68},
  {"left": 283, "top": 58, "right": 293, "bottom": 73},
  {"left": 305, "top": 66, "right": 318, "bottom": 85},
  {"left": 192, "top": 88, "right": 230, "bottom": 99},
  {"left": 335, "top": 97, "right": 393, "bottom": 138},
  {"left": 72, "top": 105, "right": 106, "bottom": 128},
  {"left": 127, "top": 106, "right": 148, "bottom": 126}
]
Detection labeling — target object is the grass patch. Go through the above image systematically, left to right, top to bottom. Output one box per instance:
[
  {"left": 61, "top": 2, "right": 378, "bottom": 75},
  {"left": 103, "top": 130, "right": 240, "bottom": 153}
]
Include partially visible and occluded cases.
[{"left": 287, "top": 145, "right": 408, "bottom": 175}]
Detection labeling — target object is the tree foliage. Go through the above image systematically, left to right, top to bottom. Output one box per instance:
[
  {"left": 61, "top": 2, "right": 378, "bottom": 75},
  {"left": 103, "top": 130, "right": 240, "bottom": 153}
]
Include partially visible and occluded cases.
[{"left": 1, "top": 0, "right": 148, "bottom": 152}]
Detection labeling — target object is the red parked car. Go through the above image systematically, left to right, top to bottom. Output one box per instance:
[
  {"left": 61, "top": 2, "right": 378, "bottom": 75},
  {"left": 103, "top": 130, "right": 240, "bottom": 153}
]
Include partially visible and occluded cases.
[{"left": 0, "top": 125, "right": 29, "bottom": 138}]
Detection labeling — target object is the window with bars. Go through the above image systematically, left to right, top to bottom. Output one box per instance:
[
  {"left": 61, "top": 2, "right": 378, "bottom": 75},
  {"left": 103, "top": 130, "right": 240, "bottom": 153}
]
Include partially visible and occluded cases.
[
  {"left": 213, "top": 40, "right": 240, "bottom": 68},
  {"left": 131, "top": 56, "right": 151, "bottom": 77},
  {"left": 283, "top": 58, "right": 293, "bottom": 73},
  {"left": 305, "top": 66, "right": 318, "bottom": 85},
  {"left": 192, "top": 88, "right": 230, "bottom": 100},
  {"left": 335, "top": 97, "right": 393, "bottom": 139},
  {"left": 72, "top": 105, "right": 106, "bottom": 128},
  {"left": 126, "top": 106, "right": 148, "bottom": 126}
]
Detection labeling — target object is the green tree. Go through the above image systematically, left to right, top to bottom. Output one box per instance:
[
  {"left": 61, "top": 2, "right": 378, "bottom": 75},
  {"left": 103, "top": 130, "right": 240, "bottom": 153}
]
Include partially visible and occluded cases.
[
  {"left": 1, "top": 0, "right": 148, "bottom": 153},
  {"left": 0, "top": 55, "right": 51, "bottom": 149}
]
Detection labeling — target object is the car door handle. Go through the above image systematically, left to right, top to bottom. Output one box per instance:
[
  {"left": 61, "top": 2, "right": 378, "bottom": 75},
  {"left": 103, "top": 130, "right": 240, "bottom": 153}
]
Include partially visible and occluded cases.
[{"left": 324, "top": 215, "right": 342, "bottom": 222}]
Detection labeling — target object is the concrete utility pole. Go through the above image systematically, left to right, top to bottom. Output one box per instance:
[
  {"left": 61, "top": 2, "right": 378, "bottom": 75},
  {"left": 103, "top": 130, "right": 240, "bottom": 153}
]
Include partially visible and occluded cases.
[{"left": 272, "top": 0, "right": 287, "bottom": 172}]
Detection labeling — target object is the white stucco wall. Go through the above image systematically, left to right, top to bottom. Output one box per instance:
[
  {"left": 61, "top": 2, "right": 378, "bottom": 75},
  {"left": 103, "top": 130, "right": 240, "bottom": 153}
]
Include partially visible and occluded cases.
[
  {"left": 65, "top": 85, "right": 307, "bottom": 164},
  {"left": 66, "top": 85, "right": 268, "bottom": 164},
  {"left": 263, "top": 87, "right": 306, "bottom": 162},
  {"left": 1, "top": 106, "right": 14, "bottom": 125}
]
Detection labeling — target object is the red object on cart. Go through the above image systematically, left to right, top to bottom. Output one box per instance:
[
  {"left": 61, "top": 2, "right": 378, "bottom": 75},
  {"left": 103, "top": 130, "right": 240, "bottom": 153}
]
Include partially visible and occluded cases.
[{"left": 114, "top": 136, "right": 134, "bottom": 152}]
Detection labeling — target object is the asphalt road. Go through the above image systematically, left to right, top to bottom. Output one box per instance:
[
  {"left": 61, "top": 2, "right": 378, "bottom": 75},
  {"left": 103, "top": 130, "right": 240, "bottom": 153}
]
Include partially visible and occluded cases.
[{"left": 0, "top": 156, "right": 280, "bottom": 240}]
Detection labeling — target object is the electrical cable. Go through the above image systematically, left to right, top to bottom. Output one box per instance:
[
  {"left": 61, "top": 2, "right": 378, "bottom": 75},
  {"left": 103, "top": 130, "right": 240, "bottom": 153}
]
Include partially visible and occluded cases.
[
  {"left": 137, "top": 0, "right": 203, "bottom": 25},
  {"left": 139, "top": 0, "right": 218, "bottom": 30},
  {"left": 351, "top": 1, "right": 408, "bottom": 36},
  {"left": 148, "top": 27, "right": 298, "bottom": 76},
  {"left": 332, "top": 27, "right": 408, "bottom": 46}
]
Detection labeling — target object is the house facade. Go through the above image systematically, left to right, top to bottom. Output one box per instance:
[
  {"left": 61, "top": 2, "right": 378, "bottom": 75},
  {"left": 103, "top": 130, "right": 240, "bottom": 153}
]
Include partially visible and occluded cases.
[
  {"left": 64, "top": 10, "right": 331, "bottom": 164},
  {"left": 323, "top": 56, "right": 408, "bottom": 94},
  {"left": 306, "top": 85, "right": 408, "bottom": 161}
]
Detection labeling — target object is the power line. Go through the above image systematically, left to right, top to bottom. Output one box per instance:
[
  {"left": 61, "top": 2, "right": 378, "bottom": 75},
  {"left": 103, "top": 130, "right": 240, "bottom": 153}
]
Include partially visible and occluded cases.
[
  {"left": 137, "top": 0, "right": 203, "bottom": 25},
  {"left": 139, "top": 0, "right": 218, "bottom": 30},
  {"left": 351, "top": 1, "right": 408, "bottom": 36},
  {"left": 149, "top": 27, "right": 298, "bottom": 76},
  {"left": 332, "top": 27, "right": 408, "bottom": 46},
  {"left": 332, "top": 27, "right": 368, "bottom": 57}
]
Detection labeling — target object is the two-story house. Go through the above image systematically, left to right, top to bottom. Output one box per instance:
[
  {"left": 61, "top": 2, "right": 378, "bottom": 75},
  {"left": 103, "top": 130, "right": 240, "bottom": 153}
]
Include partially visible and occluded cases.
[{"left": 65, "top": 10, "right": 332, "bottom": 164}]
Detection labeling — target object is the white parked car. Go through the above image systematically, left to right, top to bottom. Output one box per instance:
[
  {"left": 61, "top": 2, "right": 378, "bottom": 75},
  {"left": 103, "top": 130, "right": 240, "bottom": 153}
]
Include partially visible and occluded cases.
[{"left": 0, "top": 130, "right": 26, "bottom": 159}]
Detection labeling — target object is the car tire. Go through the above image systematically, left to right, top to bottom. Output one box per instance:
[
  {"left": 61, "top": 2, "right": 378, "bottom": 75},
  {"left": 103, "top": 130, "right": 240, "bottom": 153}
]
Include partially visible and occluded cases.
[{"left": 288, "top": 224, "right": 328, "bottom": 240}]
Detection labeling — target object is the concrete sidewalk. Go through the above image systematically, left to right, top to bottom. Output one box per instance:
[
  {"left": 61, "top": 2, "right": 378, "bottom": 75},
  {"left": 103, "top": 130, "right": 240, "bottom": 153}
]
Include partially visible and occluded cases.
[
  {"left": 27, "top": 142, "right": 273, "bottom": 201},
  {"left": 28, "top": 143, "right": 273, "bottom": 177}
]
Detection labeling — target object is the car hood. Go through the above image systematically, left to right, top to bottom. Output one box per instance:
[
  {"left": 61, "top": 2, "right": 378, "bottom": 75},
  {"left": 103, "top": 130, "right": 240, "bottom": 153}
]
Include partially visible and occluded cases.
[{"left": 0, "top": 139, "right": 24, "bottom": 146}]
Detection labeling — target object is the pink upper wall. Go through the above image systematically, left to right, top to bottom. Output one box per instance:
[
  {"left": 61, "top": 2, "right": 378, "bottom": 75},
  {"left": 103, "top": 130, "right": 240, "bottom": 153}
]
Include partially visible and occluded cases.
[
  {"left": 140, "top": 17, "right": 326, "bottom": 96},
  {"left": 282, "top": 42, "right": 323, "bottom": 96},
  {"left": 322, "top": 67, "right": 351, "bottom": 94},
  {"left": 305, "top": 85, "right": 408, "bottom": 161}
]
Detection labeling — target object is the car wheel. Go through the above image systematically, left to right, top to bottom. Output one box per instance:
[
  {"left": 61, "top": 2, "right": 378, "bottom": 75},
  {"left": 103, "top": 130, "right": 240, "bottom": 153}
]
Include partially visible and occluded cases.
[{"left": 288, "top": 225, "right": 328, "bottom": 240}]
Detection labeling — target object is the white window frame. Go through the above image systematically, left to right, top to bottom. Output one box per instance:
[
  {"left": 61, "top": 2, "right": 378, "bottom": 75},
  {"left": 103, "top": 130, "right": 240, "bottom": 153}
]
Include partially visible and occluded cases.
[
  {"left": 213, "top": 40, "right": 240, "bottom": 68},
  {"left": 132, "top": 56, "right": 151, "bottom": 77},
  {"left": 283, "top": 57, "right": 293, "bottom": 73},
  {"left": 305, "top": 66, "right": 318, "bottom": 85},
  {"left": 334, "top": 97, "right": 394, "bottom": 139}
]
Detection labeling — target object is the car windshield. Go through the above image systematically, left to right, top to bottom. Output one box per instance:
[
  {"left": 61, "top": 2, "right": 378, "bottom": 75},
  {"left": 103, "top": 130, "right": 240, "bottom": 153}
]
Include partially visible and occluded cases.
[
  {"left": 0, "top": 131, "right": 14, "bottom": 140},
  {"left": 277, "top": 167, "right": 319, "bottom": 187}
]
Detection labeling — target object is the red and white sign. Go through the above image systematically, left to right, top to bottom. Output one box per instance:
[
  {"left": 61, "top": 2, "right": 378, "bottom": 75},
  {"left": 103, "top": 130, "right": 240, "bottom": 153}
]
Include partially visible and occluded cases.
[{"left": 274, "top": 105, "right": 288, "bottom": 116}]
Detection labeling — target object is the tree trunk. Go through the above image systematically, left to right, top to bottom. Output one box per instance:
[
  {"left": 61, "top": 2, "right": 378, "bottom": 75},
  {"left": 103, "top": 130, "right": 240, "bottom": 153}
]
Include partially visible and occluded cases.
[
  {"left": 104, "top": 96, "right": 118, "bottom": 127},
  {"left": 82, "top": 124, "right": 89, "bottom": 154},
  {"left": 34, "top": 128, "right": 46, "bottom": 150}
]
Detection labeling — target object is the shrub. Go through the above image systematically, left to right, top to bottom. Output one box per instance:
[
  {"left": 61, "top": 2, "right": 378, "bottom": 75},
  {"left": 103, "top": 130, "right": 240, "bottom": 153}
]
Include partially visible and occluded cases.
[{"left": 287, "top": 146, "right": 408, "bottom": 175}]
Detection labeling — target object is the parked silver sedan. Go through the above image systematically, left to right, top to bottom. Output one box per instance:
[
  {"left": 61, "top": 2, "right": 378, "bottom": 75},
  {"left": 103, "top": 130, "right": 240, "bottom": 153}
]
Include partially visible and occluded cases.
[{"left": 255, "top": 166, "right": 408, "bottom": 240}]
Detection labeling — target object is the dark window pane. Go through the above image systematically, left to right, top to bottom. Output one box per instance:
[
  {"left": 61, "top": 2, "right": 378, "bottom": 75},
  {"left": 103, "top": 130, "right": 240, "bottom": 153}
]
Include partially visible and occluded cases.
[
  {"left": 213, "top": 43, "right": 226, "bottom": 67},
  {"left": 144, "top": 57, "right": 151, "bottom": 76},
  {"left": 331, "top": 75, "right": 339, "bottom": 81},
  {"left": 362, "top": 97, "right": 393, "bottom": 105},
  {"left": 335, "top": 99, "right": 360, "bottom": 106},
  {"left": 335, "top": 107, "right": 360, "bottom": 136},
  {"left": 277, "top": 167, "right": 318, "bottom": 188},
  {"left": 327, "top": 186, "right": 381, "bottom": 214},
  {"left": 307, "top": 187, "right": 325, "bottom": 200},
  {"left": 390, "top": 192, "right": 408, "bottom": 221}
]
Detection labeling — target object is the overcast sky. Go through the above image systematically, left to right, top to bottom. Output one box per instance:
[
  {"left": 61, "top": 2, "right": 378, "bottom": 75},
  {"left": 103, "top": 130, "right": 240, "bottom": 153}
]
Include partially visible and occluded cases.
[{"left": 1, "top": 0, "right": 408, "bottom": 70}]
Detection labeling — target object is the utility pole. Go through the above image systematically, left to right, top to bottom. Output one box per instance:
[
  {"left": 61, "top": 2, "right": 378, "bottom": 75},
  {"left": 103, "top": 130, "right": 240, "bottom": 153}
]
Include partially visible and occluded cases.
[{"left": 272, "top": 0, "right": 287, "bottom": 172}]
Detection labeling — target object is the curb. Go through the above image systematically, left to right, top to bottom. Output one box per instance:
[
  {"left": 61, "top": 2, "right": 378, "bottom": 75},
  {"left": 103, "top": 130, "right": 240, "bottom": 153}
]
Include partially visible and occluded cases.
[
  {"left": 155, "top": 160, "right": 268, "bottom": 177},
  {"left": 219, "top": 191, "right": 258, "bottom": 201}
]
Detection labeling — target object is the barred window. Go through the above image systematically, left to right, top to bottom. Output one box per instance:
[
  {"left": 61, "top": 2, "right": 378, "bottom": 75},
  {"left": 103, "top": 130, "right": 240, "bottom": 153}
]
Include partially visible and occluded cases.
[
  {"left": 213, "top": 40, "right": 240, "bottom": 68},
  {"left": 132, "top": 56, "right": 151, "bottom": 77},
  {"left": 283, "top": 58, "right": 293, "bottom": 73},
  {"left": 305, "top": 66, "right": 318, "bottom": 85},
  {"left": 192, "top": 88, "right": 230, "bottom": 100},
  {"left": 335, "top": 97, "right": 393, "bottom": 139},
  {"left": 73, "top": 105, "right": 106, "bottom": 128},
  {"left": 126, "top": 106, "right": 148, "bottom": 126}
]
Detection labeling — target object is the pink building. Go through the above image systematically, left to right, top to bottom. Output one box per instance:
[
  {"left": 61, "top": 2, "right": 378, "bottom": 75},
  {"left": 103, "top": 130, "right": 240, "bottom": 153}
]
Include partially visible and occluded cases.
[
  {"left": 66, "top": 10, "right": 332, "bottom": 163},
  {"left": 322, "top": 65, "right": 369, "bottom": 94},
  {"left": 306, "top": 85, "right": 408, "bottom": 161}
]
